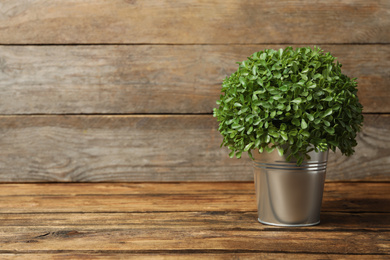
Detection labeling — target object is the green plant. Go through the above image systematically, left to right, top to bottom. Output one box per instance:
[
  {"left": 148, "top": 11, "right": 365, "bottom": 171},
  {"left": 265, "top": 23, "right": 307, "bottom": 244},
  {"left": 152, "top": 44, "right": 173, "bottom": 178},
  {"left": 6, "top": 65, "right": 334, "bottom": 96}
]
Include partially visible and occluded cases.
[{"left": 213, "top": 46, "right": 363, "bottom": 165}]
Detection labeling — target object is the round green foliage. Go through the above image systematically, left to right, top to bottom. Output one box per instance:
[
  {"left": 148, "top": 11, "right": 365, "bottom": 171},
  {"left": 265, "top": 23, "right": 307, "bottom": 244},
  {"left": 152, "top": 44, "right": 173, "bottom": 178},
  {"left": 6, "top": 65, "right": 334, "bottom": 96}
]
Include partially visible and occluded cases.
[{"left": 213, "top": 46, "right": 364, "bottom": 165}]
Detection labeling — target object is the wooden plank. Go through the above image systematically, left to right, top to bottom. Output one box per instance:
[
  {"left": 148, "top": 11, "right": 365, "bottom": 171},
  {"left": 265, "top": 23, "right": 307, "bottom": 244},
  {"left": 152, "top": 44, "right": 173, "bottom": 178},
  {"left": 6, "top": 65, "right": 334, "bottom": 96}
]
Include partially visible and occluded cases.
[
  {"left": 0, "top": 0, "right": 389, "bottom": 44},
  {"left": 0, "top": 44, "right": 388, "bottom": 114},
  {"left": 0, "top": 115, "right": 389, "bottom": 182},
  {"left": 0, "top": 115, "right": 246, "bottom": 182},
  {"left": 0, "top": 182, "right": 386, "bottom": 198},
  {"left": 0, "top": 183, "right": 388, "bottom": 213},
  {"left": 0, "top": 183, "right": 388, "bottom": 255},
  {"left": 0, "top": 183, "right": 388, "bottom": 257},
  {"left": 0, "top": 183, "right": 256, "bottom": 196},
  {"left": 1, "top": 193, "right": 387, "bottom": 213},
  {"left": 2, "top": 212, "right": 390, "bottom": 230},
  {"left": 0, "top": 227, "right": 387, "bottom": 254},
  {"left": 0, "top": 253, "right": 389, "bottom": 260}
]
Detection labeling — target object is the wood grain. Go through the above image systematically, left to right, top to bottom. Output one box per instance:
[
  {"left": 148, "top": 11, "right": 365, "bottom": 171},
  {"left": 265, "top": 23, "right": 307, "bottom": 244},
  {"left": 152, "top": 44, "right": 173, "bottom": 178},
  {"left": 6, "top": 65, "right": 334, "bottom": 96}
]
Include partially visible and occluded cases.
[
  {"left": 0, "top": 0, "right": 389, "bottom": 44},
  {"left": 0, "top": 45, "right": 388, "bottom": 114},
  {"left": 0, "top": 114, "right": 389, "bottom": 182},
  {"left": 329, "top": 114, "right": 390, "bottom": 181},
  {"left": 0, "top": 182, "right": 388, "bottom": 213},
  {"left": 0, "top": 182, "right": 387, "bottom": 199},
  {"left": 0, "top": 183, "right": 388, "bottom": 257},
  {"left": 2, "top": 212, "right": 389, "bottom": 230},
  {"left": 1, "top": 227, "right": 387, "bottom": 253},
  {"left": 1, "top": 253, "right": 389, "bottom": 260}
]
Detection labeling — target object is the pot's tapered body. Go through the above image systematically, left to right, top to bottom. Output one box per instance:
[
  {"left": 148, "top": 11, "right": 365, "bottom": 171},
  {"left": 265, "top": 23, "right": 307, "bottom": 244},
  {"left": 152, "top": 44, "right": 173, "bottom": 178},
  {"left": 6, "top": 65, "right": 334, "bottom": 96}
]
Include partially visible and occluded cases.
[{"left": 253, "top": 148, "right": 328, "bottom": 227}]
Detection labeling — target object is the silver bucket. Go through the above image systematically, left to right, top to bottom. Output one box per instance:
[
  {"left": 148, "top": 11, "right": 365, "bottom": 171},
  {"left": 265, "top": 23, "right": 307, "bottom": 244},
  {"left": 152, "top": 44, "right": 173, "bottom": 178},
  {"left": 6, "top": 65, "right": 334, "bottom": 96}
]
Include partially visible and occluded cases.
[{"left": 253, "top": 148, "right": 328, "bottom": 227}]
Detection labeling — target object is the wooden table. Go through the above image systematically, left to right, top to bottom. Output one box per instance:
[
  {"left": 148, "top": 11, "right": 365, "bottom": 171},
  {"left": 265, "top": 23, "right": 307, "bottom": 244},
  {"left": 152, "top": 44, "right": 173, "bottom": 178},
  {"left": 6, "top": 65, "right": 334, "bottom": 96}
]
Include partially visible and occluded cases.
[{"left": 0, "top": 182, "right": 389, "bottom": 259}]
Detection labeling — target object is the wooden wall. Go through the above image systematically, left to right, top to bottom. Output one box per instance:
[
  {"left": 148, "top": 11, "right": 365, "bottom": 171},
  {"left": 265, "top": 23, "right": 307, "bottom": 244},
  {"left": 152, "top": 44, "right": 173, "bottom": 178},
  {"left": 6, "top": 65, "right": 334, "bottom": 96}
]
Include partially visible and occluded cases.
[{"left": 0, "top": 0, "right": 389, "bottom": 182}]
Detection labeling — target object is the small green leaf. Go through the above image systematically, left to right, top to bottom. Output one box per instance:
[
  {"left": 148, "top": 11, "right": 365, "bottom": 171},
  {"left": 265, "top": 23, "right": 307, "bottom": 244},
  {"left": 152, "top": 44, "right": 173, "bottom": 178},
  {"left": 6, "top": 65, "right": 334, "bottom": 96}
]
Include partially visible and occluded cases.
[
  {"left": 278, "top": 48, "right": 283, "bottom": 58},
  {"left": 292, "top": 62, "right": 298, "bottom": 73},
  {"left": 252, "top": 66, "right": 257, "bottom": 75},
  {"left": 273, "top": 71, "right": 281, "bottom": 78},
  {"left": 313, "top": 73, "right": 322, "bottom": 79},
  {"left": 239, "top": 77, "right": 246, "bottom": 87},
  {"left": 256, "top": 78, "right": 264, "bottom": 86},
  {"left": 280, "top": 85, "right": 289, "bottom": 91},
  {"left": 253, "top": 88, "right": 266, "bottom": 95},
  {"left": 301, "top": 91, "right": 309, "bottom": 97},
  {"left": 240, "top": 94, "right": 245, "bottom": 104},
  {"left": 322, "top": 96, "right": 333, "bottom": 102},
  {"left": 224, "top": 97, "right": 233, "bottom": 103},
  {"left": 292, "top": 98, "right": 302, "bottom": 104},
  {"left": 234, "top": 103, "right": 242, "bottom": 107},
  {"left": 333, "top": 104, "right": 341, "bottom": 111},
  {"left": 237, "top": 107, "right": 248, "bottom": 115},
  {"left": 322, "top": 108, "right": 333, "bottom": 118},
  {"left": 306, "top": 113, "right": 314, "bottom": 121},
  {"left": 245, "top": 114, "right": 255, "bottom": 122},
  {"left": 253, "top": 118, "right": 261, "bottom": 125},
  {"left": 292, "top": 118, "right": 300, "bottom": 126},
  {"left": 225, "top": 119, "right": 234, "bottom": 125},
  {"left": 301, "top": 119, "right": 308, "bottom": 129},
  {"left": 323, "top": 120, "right": 330, "bottom": 127},
  {"left": 231, "top": 123, "right": 241, "bottom": 129},
  {"left": 324, "top": 126, "right": 335, "bottom": 135},
  {"left": 289, "top": 129, "right": 298, "bottom": 136},
  {"left": 268, "top": 130, "right": 279, "bottom": 138},
  {"left": 280, "top": 132, "right": 288, "bottom": 141},
  {"left": 328, "top": 140, "right": 339, "bottom": 147},
  {"left": 244, "top": 142, "right": 254, "bottom": 151},
  {"left": 265, "top": 146, "right": 275, "bottom": 153},
  {"left": 277, "top": 146, "right": 284, "bottom": 156},
  {"left": 248, "top": 150, "right": 254, "bottom": 159},
  {"left": 229, "top": 151, "right": 235, "bottom": 158},
  {"left": 236, "top": 151, "right": 242, "bottom": 159},
  {"left": 297, "top": 156, "right": 304, "bottom": 166}
]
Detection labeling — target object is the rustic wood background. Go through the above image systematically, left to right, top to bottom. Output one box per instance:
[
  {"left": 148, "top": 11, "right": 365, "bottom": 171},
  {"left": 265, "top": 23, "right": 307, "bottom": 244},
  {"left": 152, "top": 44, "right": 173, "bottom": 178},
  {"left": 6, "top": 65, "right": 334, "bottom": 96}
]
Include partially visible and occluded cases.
[{"left": 0, "top": 0, "right": 389, "bottom": 182}]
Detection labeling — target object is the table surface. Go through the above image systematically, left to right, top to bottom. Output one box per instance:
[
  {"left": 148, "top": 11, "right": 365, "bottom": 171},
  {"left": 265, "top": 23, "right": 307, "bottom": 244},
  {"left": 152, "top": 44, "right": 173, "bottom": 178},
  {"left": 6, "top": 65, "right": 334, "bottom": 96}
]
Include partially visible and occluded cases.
[{"left": 0, "top": 182, "right": 389, "bottom": 259}]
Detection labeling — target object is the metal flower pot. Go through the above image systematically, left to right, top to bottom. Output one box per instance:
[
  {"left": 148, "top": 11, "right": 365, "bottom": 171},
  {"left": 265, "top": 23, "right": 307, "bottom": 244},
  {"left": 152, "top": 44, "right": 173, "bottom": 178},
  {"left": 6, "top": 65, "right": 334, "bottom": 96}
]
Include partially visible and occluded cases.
[{"left": 253, "top": 148, "right": 328, "bottom": 227}]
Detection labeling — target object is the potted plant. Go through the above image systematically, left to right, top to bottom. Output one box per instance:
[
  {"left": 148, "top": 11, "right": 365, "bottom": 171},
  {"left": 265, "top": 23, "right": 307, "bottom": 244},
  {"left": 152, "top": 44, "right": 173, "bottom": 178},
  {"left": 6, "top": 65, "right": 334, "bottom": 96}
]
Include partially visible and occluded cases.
[{"left": 213, "top": 46, "right": 363, "bottom": 226}]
